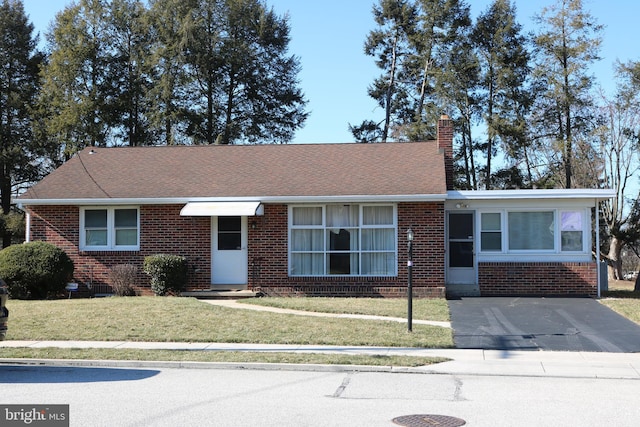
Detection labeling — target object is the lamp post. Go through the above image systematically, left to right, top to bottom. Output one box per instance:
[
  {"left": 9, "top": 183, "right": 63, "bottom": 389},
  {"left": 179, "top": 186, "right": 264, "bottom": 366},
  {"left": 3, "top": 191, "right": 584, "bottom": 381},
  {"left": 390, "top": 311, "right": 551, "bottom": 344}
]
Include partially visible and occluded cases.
[{"left": 407, "top": 227, "right": 414, "bottom": 332}]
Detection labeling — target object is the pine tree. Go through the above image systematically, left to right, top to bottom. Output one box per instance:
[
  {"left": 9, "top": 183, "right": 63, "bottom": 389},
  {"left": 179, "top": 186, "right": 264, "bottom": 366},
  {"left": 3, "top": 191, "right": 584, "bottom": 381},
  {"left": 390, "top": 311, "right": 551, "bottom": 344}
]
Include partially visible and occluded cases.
[
  {"left": 0, "top": 0, "right": 44, "bottom": 246},
  {"left": 40, "top": 0, "right": 112, "bottom": 158},
  {"left": 181, "top": 0, "right": 307, "bottom": 144},
  {"left": 350, "top": 0, "right": 418, "bottom": 142},
  {"left": 472, "top": 0, "right": 531, "bottom": 189},
  {"left": 533, "top": 0, "right": 602, "bottom": 188}
]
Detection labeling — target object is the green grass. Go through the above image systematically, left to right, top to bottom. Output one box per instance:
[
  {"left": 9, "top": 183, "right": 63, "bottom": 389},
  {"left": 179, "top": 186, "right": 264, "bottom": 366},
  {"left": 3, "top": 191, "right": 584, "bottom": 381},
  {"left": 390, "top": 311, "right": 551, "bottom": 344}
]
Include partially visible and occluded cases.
[
  {"left": 600, "top": 279, "right": 640, "bottom": 324},
  {"left": 1, "top": 296, "right": 452, "bottom": 366},
  {"left": 4, "top": 297, "right": 453, "bottom": 348},
  {"left": 242, "top": 297, "right": 450, "bottom": 321},
  {"left": 0, "top": 348, "right": 445, "bottom": 367}
]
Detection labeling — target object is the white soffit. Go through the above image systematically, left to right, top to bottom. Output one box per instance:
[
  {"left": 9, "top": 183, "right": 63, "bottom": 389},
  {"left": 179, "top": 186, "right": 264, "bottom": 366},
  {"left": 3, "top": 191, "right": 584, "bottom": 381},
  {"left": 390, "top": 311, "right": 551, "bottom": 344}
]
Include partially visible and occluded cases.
[{"left": 180, "top": 201, "right": 263, "bottom": 216}]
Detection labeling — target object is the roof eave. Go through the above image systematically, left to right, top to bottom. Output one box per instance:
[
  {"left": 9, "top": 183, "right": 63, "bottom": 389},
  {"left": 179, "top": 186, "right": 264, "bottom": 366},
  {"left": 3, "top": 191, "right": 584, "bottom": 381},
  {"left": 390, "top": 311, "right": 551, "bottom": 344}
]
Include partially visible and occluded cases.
[
  {"left": 447, "top": 189, "right": 617, "bottom": 201},
  {"left": 17, "top": 193, "right": 447, "bottom": 208}
]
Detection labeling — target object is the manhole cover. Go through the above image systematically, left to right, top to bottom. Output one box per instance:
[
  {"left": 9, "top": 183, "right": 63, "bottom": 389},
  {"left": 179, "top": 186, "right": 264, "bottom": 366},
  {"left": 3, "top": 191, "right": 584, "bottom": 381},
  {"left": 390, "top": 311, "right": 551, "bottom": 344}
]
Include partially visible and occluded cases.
[{"left": 392, "top": 414, "right": 466, "bottom": 427}]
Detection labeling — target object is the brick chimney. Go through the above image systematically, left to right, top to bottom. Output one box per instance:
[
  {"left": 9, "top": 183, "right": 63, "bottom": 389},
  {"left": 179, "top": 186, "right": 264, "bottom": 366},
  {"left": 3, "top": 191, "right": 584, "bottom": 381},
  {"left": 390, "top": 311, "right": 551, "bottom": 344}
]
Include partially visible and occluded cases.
[{"left": 437, "top": 114, "right": 454, "bottom": 190}]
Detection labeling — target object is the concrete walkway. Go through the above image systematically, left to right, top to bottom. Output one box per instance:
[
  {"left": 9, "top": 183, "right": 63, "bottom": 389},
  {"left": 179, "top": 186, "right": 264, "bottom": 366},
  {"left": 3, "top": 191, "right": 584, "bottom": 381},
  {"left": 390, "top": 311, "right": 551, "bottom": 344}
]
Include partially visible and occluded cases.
[
  {"left": 2, "top": 299, "right": 640, "bottom": 379},
  {"left": 201, "top": 299, "right": 452, "bottom": 328}
]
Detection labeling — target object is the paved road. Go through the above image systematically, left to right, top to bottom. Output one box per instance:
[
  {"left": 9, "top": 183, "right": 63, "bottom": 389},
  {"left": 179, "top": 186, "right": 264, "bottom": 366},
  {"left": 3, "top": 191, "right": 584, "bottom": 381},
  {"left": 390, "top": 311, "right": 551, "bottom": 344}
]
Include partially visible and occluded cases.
[
  {"left": 448, "top": 297, "right": 640, "bottom": 352},
  {"left": 2, "top": 364, "right": 640, "bottom": 426}
]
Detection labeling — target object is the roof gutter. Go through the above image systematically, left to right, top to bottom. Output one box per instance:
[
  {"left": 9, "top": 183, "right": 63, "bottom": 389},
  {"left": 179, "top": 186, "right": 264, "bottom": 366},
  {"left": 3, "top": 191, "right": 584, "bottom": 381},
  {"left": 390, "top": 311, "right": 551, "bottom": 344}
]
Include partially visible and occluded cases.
[
  {"left": 448, "top": 189, "right": 617, "bottom": 200},
  {"left": 16, "top": 193, "right": 447, "bottom": 208}
]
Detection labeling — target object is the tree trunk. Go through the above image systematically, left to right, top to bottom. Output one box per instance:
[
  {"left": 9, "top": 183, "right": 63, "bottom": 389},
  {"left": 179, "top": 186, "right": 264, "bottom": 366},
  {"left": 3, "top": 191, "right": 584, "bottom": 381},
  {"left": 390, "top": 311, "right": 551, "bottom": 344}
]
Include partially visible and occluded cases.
[{"left": 606, "top": 235, "right": 624, "bottom": 280}]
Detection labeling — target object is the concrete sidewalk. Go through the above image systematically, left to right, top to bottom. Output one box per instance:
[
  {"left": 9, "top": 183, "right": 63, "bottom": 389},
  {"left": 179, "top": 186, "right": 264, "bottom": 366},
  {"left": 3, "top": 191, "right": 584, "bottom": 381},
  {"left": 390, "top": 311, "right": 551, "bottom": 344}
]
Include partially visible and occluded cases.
[{"left": 2, "top": 339, "right": 640, "bottom": 379}]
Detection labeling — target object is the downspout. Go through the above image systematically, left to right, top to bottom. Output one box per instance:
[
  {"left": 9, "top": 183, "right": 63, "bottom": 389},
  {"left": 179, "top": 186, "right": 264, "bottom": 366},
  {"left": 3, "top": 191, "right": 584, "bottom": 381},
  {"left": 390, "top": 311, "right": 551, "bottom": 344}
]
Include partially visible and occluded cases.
[
  {"left": 596, "top": 200, "right": 601, "bottom": 298},
  {"left": 25, "top": 211, "right": 30, "bottom": 243}
]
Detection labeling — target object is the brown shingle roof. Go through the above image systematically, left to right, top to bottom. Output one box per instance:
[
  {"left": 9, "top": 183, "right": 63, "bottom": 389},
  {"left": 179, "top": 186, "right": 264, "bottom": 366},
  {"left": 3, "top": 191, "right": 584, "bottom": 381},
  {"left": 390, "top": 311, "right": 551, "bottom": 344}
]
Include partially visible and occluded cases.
[{"left": 19, "top": 142, "right": 446, "bottom": 202}]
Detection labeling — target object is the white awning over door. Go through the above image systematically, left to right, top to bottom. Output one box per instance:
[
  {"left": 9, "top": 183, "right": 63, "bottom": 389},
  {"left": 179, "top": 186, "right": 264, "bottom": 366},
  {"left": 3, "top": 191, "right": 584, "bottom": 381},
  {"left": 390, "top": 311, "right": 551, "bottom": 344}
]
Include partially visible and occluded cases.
[{"left": 180, "top": 201, "right": 263, "bottom": 216}]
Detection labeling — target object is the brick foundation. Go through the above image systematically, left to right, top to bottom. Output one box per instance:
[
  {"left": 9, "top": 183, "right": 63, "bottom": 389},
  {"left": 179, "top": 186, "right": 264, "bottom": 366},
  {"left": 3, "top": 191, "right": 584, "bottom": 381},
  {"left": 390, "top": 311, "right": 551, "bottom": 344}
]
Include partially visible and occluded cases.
[{"left": 478, "top": 262, "right": 598, "bottom": 297}]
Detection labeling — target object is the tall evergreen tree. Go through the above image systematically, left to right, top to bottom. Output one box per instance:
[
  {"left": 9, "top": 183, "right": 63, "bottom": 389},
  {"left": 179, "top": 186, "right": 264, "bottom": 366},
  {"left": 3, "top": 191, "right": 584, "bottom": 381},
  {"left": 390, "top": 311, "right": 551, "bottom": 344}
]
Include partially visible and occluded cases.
[
  {"left": 0, "top": 0, "right": 44, "bottom": 247},
  {"left": 40, "top": 0, "right": 111, "bottom": 158},
  {"left": 106, "top": 0, "right": 154, "bottom": 146},
  {"left": 147, "top": 0, "right": 192, "bottom": 145},
  {"left": 182, "top": 0, "right": 307, "bottom": 144},
  {"left": 350, "top": 0, "right": 418, "bottom": 142},
  {"left": 406, "top": 0, "right": 471, "bottom": 141},
  {"left": 472, "top": 0, "right": 531, "bottom": 189},
  {"left": 533, "top": 0, "right": 602, "bottom": 188},
  {"left": 436, "top": 19, "right": 480, "bottom": 189}
]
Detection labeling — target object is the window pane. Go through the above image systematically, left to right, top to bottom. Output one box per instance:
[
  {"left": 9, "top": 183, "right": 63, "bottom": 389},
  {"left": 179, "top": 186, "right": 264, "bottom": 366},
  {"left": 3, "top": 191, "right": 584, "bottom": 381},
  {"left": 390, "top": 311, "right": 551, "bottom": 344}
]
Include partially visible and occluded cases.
[
  {"left": 327, "top": 205, "right": 358, "bottom": 227},
  {"left": 363, "top": 206, "right": 393, "bottom": 225},
  {"left": 293, "top": 207, "right": 322, "bottom": 225},
  {"left": 115, "top": 209, "right": 137, "bottom": 227},
  {"left": 85, "top": 210, "right": 107, "bottom": 228},
  {"left": 561, "top": 211, "right": 582, "bottom": 231},
  {"left": 508, "top": 212, "right": 554, "bottom": 250},
  {"left": 449, "top": 213, "right": 473, "bottom": 239},
  {"left": 481, "top": 213, "right": 501, "bottom": 230},
  {"left": 218, "top": 216, "right": 241, "bottom": 232},
  {"left": 328, "top": 228, "right": 358, "bottom": 250},
  {"left": 86, "top": 229, "right": 107, "bottom": 246},
  {"left": 116, "top": 229, "right": 137, "bottom": 246},
  {"left": 291, "top": 229, "right": 323, "bottom": 251},
  {"left": 362, "top": 229, "right": 394, "bottom": 251},
  {"left": 562, "top": 231, "right": 583, "bottom": 251},
  {"left": 481, "top": 232, "right": 502, "bottom": 251},
  {"left": 218, "top": 233, "right": 241, "bottom": 250},
  {"left": 449, "top": 242, "right": 473, "bottom": 267},
  {"left": 291, "top": 253, "right": 323, "bottom": 275},
  {"left": 328, "top": 253, "right": 357, "bottom": 274},
  {"left": 361, "top": 253, "right": 395, "bottom": 275}
]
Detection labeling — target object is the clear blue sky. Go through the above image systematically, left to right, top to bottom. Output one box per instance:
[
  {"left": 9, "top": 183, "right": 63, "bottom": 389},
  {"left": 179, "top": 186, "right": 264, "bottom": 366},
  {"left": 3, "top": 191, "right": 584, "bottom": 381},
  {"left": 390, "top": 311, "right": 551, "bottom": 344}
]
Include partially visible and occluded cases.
[{"left": 22, "top": 0, "right": 640, "bottom": 144}]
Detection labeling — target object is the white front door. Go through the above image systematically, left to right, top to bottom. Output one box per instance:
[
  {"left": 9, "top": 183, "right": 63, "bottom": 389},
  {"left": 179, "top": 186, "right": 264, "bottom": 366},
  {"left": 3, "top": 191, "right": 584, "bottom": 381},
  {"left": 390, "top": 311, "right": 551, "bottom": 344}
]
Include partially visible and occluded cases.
[
  {"left": 446, "top": 212, "right": 476, "bottom": 285},
  {"left": 212, "top": 216, "right": 248, "bottom": 287}
]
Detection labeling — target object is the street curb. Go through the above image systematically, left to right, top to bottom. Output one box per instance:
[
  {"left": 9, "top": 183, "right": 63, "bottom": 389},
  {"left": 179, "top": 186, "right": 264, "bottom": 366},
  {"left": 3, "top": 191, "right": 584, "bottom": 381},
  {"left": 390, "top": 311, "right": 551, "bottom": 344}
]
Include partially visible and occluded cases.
[{"left": 0, "top": 358, "right": 432, "bottom": 374}]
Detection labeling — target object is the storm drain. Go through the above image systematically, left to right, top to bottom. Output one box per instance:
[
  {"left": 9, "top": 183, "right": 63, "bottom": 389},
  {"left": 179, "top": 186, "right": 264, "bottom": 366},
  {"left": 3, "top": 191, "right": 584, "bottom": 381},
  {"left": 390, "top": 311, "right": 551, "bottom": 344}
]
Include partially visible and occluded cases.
[{"left": 392, "top": 414, "right": 466, "bottom": 427}]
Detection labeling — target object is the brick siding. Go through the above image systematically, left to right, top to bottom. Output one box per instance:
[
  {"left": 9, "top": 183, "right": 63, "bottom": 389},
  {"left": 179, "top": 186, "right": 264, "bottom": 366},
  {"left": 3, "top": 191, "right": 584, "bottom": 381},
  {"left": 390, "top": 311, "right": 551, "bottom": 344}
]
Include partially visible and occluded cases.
[
  {"left": 27, "top": 202, "right": 446, "bottom": 298},
  {"left": 248, "top": 203, "right": 446, "bottom": 297},
  {"left": 27, "top": 205, "right": 211, "bottom": 296},
  {"left": 478, "top": 262, "right": 598, "bottom": 297}
]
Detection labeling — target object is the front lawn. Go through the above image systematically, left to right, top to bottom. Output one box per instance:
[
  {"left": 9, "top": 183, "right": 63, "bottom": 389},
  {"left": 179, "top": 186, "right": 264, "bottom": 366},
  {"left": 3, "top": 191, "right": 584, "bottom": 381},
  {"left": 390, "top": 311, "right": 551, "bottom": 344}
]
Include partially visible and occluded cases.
[{"left": 3, "top": 296, "right": 453, "bottom": 348}]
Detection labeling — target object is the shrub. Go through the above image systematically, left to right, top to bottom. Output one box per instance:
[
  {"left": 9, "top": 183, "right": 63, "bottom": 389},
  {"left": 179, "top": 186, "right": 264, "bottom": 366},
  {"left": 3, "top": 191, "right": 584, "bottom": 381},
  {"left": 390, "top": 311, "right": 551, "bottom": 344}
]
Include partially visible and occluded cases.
[
  {"left": 0, "top": 241, "right": 74, "bottom": 299},
  {"left": 142, "top": 254, "right": 188, "bottom": 296},
  {"left": 108, "top": 264, "right": 138, "bottom": 296}
]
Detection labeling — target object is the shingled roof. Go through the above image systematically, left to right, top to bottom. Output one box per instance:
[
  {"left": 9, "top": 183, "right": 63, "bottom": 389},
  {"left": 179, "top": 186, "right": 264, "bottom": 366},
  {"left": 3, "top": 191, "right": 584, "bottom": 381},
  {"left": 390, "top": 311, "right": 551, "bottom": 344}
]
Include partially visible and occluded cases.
[{"left": 19, "top": 141, "right": 446, "bottom": 204}]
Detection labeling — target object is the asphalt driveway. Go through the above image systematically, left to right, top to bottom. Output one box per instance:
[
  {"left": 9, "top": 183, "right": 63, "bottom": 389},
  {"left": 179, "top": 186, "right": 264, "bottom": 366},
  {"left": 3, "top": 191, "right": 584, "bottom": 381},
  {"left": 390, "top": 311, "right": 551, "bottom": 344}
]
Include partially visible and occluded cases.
[{"left": 448, "top": 297, "right": 640, "bottom": 352}]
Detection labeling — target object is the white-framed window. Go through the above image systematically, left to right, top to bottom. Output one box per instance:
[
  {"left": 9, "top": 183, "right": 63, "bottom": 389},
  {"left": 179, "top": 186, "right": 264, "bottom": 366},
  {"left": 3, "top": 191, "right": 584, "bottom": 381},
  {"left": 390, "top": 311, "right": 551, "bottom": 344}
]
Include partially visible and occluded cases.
[
  {"left": 289, "top": 204, "right": 397, "bottom": 276},
  {"left": 80, "top": 207, "right": 140, "bottom": 251},
  {"left": 479, "top": 209, "right": 587, "bottom": 254},
  {"left": 560, "top": 210, "right": 584, "bottom": 251},
  {"left": 480, "top": 212, "right": 502, "bottom": 251}
]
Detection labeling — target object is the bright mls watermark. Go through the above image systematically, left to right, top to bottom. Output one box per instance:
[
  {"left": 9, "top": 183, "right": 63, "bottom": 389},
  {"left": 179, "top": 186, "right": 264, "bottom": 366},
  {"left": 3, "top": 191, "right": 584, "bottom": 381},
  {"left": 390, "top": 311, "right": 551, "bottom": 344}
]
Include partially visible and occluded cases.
[{"left": 1, "top": 405, "right": 69, "bottom": 426}]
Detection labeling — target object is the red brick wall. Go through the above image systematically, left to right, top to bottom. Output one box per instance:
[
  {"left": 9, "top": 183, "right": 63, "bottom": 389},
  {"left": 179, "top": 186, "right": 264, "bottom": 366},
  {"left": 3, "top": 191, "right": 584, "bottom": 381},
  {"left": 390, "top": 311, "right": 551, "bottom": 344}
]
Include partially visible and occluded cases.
[
  {"left": 27, "top": 202, "right": 446, "bottom": 298},
  {"left": 248, "top": 202, "right": 446, "bottom": 298},
  {"left": 27, "top": 205, "right": 211, "bottom": 295},
  {"left": 478, "top": 262, "right": 598, "bottom": 297}
]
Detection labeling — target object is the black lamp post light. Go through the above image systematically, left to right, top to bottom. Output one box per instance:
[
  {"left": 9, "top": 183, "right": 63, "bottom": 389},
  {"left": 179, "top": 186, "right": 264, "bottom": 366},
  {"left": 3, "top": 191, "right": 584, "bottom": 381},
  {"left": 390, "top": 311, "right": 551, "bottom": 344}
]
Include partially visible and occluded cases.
[{"left": 406, "top": 227, "right": 414, "bottom": 332}]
